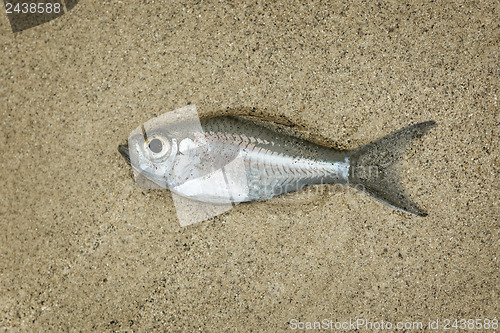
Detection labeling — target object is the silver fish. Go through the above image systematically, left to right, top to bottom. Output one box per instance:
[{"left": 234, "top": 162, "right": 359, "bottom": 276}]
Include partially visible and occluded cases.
[{"left": 119, "top": 110, "right": 435, "bottom": 216}]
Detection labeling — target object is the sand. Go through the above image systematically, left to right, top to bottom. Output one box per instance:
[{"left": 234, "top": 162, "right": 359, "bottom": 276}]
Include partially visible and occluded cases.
[{"left": 1, "top": 0, "right": 498, "bottom": 331}]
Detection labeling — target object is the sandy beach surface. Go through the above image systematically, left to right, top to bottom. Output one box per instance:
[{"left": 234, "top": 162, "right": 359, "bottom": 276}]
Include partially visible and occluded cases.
[{"left": 1, "top": 1, "right": 498, "bottom": 331}]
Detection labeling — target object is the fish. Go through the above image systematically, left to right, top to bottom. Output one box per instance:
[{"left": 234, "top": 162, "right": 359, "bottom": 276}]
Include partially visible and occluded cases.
[{"left": 119, "top": 108, "right": 436, "bottom": 216}]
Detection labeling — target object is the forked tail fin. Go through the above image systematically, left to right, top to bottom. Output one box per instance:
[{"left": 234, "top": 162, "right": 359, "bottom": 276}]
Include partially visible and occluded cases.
[{"left": 348, "top": 121, "right": 436, "bottom": 216}]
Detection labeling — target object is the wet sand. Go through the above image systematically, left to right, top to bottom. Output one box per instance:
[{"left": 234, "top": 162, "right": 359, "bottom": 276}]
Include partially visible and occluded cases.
[{"left": 1, "top": 1, "right": 498, "bottom": 331}]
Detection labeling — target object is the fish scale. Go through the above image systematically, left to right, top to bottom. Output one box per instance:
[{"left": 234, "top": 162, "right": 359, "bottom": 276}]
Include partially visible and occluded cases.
[{"left": 199, "top": 117, "right": 350, "bottom": 199}]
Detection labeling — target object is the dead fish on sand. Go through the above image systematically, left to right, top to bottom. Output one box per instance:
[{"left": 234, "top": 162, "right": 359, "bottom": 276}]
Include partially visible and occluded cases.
[{"left": 119, "top": 106, "right": 435, "bottom": 217}]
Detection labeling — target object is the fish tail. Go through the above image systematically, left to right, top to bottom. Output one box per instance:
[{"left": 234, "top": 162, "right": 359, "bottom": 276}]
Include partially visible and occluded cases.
[{"left": 347, "top": 121, "right": 436, "bottom": 216}]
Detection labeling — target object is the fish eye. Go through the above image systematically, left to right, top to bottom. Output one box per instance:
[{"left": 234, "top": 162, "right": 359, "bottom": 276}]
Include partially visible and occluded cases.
[
  {"left": 144, "top": 135, "right": 171, "bottom": 161},
  {"left": 148, "top": 138, "right": 163, "bottom": 153}
]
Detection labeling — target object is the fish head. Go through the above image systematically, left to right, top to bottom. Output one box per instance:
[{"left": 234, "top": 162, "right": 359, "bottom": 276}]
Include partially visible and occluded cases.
[{"left": 119, "top": 105, "right": 215, "bottom": 189}]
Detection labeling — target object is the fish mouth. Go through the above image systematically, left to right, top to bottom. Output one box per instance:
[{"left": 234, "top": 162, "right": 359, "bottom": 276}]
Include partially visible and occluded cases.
[{"left": 118, "top": 143, "right": 131, "bottom": 164}]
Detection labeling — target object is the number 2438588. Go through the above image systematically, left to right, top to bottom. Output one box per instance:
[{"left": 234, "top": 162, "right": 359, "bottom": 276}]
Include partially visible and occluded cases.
[{"left": 5, "top": 2, "right": 62, "bottom": 14}]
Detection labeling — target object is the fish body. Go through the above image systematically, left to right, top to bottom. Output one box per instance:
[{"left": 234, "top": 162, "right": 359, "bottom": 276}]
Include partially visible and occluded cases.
[
  {"left": 119, "top": 109, "right": 435, "bottom": 216},
  {"left": 194, "top": 117, "right": 350, "bottom": 202}
]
